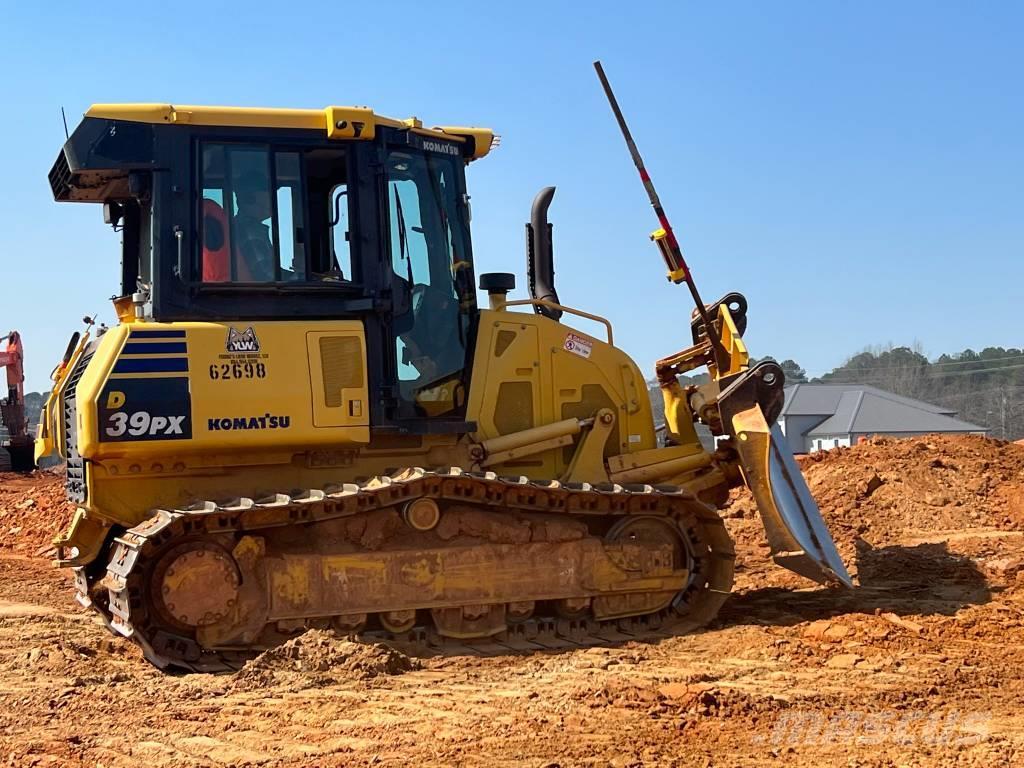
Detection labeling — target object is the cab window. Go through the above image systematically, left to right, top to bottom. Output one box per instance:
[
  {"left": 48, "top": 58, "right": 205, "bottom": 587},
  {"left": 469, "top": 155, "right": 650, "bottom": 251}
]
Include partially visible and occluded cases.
[
  {"left": 200, "top": 144, "right": 305, "bottom": 282},
  {"left": 387, "top": 147, "right": 474, "bottom": 417},
  {"left": 303, "top": 148, "right": 354, "bottom": 282}
]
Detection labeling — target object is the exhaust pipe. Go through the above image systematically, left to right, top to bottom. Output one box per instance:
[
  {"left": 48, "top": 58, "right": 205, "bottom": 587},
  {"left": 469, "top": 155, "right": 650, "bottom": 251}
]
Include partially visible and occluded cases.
[{"left": 526, "top": 186, "right": 562, "bottom": 321}]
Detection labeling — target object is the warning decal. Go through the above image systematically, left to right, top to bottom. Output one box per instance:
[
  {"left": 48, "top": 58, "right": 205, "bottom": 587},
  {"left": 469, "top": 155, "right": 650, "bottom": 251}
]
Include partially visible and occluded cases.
[{"left": 563, "top": 333, "right": 593, "bottom": 359}]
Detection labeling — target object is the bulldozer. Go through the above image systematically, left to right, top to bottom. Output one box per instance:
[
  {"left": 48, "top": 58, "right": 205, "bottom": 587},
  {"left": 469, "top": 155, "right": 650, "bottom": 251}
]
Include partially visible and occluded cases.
[{"left": 37, "top": 84, "right": 850, "bottom": 671}]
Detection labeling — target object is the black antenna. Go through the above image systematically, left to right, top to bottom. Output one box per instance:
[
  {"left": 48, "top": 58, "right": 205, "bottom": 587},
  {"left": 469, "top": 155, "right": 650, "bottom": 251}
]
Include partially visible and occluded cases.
[{"left": 61, "top": 107, "right": 69, "bottom": 139}]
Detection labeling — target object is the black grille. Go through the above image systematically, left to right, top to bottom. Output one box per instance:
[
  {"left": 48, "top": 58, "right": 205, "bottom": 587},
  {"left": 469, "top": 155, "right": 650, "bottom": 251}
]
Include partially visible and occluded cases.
[
  {"left": 48, "top": 150, "right": 73, "bottom": 201},
  {"left": 63, "top": 352, "right": 93, "bottom": 503}
]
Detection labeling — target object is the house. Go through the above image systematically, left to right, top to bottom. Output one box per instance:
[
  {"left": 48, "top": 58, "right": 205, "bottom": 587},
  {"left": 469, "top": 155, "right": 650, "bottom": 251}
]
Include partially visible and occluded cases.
[{"left": 778, "top": 383, "right": 988, "bottom": 454}]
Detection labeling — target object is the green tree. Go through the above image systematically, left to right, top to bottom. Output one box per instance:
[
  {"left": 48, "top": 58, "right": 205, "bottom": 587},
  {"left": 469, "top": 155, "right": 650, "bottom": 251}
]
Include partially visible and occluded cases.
[{"left": 779, "top": 359, "right": 807, "bottom": 384}]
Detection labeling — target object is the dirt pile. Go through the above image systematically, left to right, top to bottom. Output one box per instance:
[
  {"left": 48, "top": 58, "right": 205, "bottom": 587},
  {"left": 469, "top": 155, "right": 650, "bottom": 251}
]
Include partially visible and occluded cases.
[
  {"left": 724, "top": 435, "right": 1024, "bottom": 573},
  {"left": 0, "top": 469, "right": 74, "bottom": 554},
  {"left": 232, "top": 630, "right": 419, "bottom": 691}
]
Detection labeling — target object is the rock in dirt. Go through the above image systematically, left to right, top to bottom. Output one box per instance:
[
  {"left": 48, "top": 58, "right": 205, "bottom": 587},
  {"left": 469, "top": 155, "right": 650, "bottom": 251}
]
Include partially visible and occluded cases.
[
  {"left": 232, "top": 630, "right": 418, "bottom": 690},
  {"left": 825, "top": 653, "right": 863, "bottom": 669}
]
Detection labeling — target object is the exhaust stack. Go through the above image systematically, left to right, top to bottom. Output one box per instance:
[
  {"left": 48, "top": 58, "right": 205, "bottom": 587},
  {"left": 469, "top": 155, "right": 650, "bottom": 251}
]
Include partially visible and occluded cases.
[{"left": 526, "top": 186, "right": 562, "bottom": 321}]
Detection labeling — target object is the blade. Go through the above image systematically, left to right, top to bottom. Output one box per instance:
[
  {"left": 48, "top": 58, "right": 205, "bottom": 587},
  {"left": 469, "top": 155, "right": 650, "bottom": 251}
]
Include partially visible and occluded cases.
[{"left": 730, "top": 405, "right": 853, "bottom": 588}]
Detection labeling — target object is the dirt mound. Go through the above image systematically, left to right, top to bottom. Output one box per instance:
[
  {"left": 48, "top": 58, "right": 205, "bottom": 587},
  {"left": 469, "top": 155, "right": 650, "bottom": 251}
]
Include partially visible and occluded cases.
[
  {"left": 724, "top": 435, "right": 1024, "bottom": 566},
  {"left": 0, "top": 469, "right": 75, "bottom": 555},
  {"left": 232, "top": 630, "right": 418, "bottom": 691}
]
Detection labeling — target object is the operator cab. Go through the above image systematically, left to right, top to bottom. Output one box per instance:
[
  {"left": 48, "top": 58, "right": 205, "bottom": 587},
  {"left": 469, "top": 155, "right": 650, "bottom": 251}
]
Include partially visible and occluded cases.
[{"left": 49, "top": 105, "right": 496, "bottom": 429}]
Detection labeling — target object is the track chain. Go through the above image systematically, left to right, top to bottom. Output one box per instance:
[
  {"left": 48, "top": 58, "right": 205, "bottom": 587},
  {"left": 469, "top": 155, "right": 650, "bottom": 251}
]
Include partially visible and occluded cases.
[{"left": 74, "top": 467, "right": 735, "bottom": 672}]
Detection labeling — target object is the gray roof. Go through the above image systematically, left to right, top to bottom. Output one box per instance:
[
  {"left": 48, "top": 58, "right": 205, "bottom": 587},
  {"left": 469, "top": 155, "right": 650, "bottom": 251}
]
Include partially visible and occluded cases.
[
  {"left": 782, "top": 383, "right": 956, "bottom": 417},
  {"left": 782, "top": 384, "right": 986, "bottom": 437}
]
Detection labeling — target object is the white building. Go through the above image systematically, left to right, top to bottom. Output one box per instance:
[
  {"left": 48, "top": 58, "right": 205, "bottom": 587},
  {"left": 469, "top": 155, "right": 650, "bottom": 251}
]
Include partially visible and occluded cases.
[{"left": 778, "top": 383, "right": 987, "bottom": 454}]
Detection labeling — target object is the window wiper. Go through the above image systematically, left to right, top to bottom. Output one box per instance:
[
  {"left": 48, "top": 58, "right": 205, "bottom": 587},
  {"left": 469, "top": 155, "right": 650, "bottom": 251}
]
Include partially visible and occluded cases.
[{"left": 394, "top": 186, "right": 414, "bottom": 285}]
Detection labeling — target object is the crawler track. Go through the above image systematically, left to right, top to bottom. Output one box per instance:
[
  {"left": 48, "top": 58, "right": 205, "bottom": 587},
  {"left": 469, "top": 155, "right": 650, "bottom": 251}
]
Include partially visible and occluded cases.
[{"left": 76, "top": 468, "right": 735, "bottom": 672}]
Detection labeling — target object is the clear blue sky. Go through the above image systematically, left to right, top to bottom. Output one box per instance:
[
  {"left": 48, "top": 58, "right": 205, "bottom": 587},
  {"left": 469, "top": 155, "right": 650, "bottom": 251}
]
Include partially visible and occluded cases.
[{"left": 2, "top": 1, "right": 1021, "bottom": 392}]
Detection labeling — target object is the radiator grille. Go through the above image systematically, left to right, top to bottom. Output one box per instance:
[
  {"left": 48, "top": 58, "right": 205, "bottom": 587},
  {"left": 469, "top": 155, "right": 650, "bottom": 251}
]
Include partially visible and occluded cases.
[
  {"left": 48, "top": 151, "right": 73, "bottom": 201},
  {"left": 319, "top": 337, "right": 363, "bottom": 408},
  {"left": 63, "top": 352, "right": 93, "bottom": 503}
]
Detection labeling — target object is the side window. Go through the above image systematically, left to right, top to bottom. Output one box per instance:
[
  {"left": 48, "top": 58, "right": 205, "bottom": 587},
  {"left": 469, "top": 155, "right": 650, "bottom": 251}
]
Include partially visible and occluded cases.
[
  {"left": 200, "top": 144, "right": 305, "bottom": 282},
  {"left": 305, "top": 149, "right": 354, "bottom": 282},
  {"left": 275, "top": 153, "right": 304, "bottom": 281}
]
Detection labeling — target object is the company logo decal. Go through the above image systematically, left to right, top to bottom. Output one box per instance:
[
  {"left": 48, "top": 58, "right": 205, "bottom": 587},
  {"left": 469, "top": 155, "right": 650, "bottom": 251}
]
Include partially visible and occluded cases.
[
  {"left": 421, "top": 140, "right": 461, "bottom": 156},
  {"left": 226, "top": 327, "right": 260, "bottom": 353},
  {"left": 208, "top": 415, "right": 291, "bottom": 431}
]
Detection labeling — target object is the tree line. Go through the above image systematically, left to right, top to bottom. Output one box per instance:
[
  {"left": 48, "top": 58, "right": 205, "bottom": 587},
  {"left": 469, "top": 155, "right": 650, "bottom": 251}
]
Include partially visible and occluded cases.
[
  {"left": 790, "top": 345, "right": 1024, "bottom": 441},
  {"left": 644, "top": 346, "right": 1024, "bottom": 441}
]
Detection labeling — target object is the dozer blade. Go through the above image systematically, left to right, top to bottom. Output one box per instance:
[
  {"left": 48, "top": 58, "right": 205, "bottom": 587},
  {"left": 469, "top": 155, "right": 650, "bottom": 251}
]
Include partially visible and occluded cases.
[{"left": 729, "top": 402, "right": 853, "bottom": 588}]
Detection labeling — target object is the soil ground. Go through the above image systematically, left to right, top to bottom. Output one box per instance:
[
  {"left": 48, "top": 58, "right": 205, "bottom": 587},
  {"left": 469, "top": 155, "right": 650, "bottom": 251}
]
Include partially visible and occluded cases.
[{"left": 2, "top": 435, "right": 1024, "bottom": 767}]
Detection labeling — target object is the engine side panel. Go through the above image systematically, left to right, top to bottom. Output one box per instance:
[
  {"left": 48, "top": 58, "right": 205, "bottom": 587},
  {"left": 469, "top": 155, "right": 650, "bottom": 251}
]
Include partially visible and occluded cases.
[{"left": 466, "top": 309, "right": 657, "bottom": 480}]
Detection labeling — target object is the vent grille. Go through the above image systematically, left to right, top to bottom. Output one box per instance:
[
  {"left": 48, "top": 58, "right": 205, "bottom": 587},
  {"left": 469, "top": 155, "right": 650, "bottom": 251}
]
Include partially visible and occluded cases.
[
  {"left": 48, "top": 151, "right": 73, "bottom": 201},
  {"left": 319, "top": 337, "right": 363, "bottom": 408},
  {"left": 63, "top": 352, "right": 93, "bottom": 503},
  {"left": 494, "top": 381, "right": 534, "bottom": 435}
]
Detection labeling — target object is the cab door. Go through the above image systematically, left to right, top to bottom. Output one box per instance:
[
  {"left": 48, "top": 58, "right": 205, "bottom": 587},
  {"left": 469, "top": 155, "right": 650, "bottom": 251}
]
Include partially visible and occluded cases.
[{"left": 383, "top": 137, "right": 478, "bottom": 424}]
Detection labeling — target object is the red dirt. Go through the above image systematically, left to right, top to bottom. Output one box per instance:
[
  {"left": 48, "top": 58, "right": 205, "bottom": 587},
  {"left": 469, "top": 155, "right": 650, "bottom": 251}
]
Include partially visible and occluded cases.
[
  {"left": 723, "top": 434, "right": 1024, "bottom": 589},
  {"left": 1, "top": 435, "right": 1023, "bottom": 766},
  {"left": 0, "top": 469, "right": 75, "bottom": 555}
]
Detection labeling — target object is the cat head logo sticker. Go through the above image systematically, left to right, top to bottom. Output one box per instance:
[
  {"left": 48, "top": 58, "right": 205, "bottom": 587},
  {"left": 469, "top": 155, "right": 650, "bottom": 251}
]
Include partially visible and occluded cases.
[{"left": 226, "top": 327, "right": 260, "bottom": 353}]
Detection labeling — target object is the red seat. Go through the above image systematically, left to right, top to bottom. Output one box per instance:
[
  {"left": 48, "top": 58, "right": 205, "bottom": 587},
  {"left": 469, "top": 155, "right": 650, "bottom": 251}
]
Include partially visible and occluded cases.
[{"left": 201, "top": 199, "right": 257, "bottom": 282}]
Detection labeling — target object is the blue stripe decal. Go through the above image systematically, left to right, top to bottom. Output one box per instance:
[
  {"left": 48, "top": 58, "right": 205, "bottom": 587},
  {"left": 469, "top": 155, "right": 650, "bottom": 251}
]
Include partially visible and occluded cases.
[
  {"left": 129, "top": 330, "right": 187, "bottom": 339},
  {"left": 122, "top": 342, "right": 188, "bottom": 355},
  {"left": 113, "top": 358, "right": 190, "bottom": 374}
]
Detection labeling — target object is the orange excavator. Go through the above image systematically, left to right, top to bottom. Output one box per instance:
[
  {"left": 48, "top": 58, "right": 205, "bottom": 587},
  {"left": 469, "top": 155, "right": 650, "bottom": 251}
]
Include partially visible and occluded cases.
[{"left": 0, "top": 330, "right": 34, "bottom": 472}]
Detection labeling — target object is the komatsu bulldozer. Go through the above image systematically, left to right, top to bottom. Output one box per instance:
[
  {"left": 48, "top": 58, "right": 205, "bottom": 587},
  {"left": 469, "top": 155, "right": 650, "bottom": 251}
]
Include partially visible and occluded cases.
[{"left": 37, "top": 100, "right": 850, "bottom": 671}]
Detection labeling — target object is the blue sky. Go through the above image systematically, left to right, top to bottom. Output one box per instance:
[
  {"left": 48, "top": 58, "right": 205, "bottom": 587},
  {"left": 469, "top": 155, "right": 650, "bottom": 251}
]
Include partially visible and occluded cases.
[{"left": 2, "top": 1, "right": 1020, "bottom": 392}]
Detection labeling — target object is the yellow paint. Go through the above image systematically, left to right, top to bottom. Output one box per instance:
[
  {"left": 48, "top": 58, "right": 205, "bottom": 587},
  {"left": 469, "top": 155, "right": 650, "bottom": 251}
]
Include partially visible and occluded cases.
[
  {"left": 84, "top": 104, "right": 495, "bottom": 160},
  {"left": 714, "top": 303, "right": 749, "bottom": 378},
  {"left": 270, "top": 559, "right": 312, "bottom": 611}
]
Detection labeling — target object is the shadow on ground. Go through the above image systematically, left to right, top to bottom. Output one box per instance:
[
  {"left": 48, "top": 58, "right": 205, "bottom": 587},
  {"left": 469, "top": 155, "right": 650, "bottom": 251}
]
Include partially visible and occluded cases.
[{"left": 717, "top": 539, "right": 991, "bottom": 629}]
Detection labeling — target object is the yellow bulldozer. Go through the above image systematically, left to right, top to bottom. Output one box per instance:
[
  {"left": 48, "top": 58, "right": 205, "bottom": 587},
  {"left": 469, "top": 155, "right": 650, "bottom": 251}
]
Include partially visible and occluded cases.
[{"left": 37, "top": 73, "right": 849, "bottom": 671}]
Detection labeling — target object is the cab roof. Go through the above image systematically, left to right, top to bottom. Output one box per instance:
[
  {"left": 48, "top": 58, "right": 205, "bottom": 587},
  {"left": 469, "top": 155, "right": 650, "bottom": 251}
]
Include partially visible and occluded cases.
[{"left": 85, "top": 103, "right": 497, "bottom": 160}]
